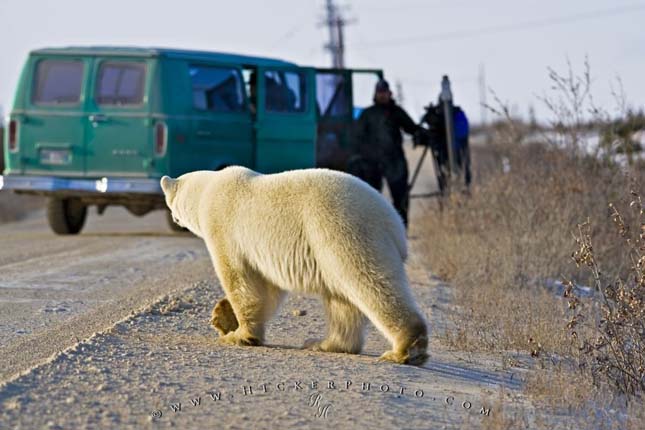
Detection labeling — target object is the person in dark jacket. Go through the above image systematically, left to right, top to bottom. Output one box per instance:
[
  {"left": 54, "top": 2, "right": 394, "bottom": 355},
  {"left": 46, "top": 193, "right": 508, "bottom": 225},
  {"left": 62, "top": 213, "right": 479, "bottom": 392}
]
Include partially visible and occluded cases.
[{"left": 351, "top": 79, "right": 420, "bottom": 227}]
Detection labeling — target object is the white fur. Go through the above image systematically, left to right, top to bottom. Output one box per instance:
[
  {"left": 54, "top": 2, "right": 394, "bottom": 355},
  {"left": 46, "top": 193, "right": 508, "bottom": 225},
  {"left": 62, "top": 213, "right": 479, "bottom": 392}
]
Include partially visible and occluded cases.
[{"left": 161, "top": 167, "right": 428, "bottom": 365}]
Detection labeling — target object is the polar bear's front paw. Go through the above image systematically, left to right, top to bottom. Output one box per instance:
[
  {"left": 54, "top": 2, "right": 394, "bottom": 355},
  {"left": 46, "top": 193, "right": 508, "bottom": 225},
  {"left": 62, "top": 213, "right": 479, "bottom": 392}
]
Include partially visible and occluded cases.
[
  {"left": 210, "top": 298, "right": 239, "bottom": 336},
  {"left": 216, "top": 330, "right": 261, "bottom": 347}
]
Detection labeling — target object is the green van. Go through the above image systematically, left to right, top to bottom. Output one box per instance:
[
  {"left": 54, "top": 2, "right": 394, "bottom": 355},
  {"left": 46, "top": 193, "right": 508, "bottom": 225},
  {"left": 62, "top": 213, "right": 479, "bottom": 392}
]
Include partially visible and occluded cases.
[{"left": 1, "top": 47, "right": 382, "bottom": 234}]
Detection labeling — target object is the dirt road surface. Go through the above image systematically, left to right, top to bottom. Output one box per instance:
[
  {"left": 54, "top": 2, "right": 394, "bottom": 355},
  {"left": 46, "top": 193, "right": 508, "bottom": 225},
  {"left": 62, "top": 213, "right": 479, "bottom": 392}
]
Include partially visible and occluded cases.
[{"left": 0, "top": 152, "right": 541, "bottom": 429}]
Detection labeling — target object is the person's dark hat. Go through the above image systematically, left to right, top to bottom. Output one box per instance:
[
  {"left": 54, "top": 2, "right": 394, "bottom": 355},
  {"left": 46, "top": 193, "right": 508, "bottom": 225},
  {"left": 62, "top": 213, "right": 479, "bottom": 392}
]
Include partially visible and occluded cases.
[{"left": 375, "top": 79, "right": 390, "bottom": 92}]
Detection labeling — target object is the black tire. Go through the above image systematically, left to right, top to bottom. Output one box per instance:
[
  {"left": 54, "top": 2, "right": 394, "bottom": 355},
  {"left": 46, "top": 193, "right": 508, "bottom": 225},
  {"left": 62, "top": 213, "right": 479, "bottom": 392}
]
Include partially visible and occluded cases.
[
  {"left": 47, "top": 197, "right": 87, "bottom": 235},
  {"left": 166, "top": 209, "right": 188, "bottom": 232}
]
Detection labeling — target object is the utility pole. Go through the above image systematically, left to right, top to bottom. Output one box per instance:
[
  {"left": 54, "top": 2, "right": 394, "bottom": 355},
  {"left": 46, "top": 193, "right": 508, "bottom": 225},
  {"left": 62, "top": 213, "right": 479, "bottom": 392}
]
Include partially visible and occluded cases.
[
  {"left": 322, "top": 0, "right": 354, "bottom": 68},
  {"left": 478, "top": 63, "right": 487, "bottom": 127},
  {"left": 478, "top": 63, "right": 492, "bottom": 143},
  {"left": 440, "top": 76, "right": 457, "bottom": 178},
  {"left": 395, "top": 80, "right": 404, "bottom": 106}
]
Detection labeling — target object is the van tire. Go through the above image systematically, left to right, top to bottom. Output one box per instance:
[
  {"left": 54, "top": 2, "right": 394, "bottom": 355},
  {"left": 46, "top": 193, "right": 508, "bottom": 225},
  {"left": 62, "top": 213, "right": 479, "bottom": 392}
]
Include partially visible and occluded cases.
[
  {"left": 47, "top": 198, "right": 87, "bottom": 235},
  {"left": 166, "top": 209, "right": 188, "bottom": 232}
]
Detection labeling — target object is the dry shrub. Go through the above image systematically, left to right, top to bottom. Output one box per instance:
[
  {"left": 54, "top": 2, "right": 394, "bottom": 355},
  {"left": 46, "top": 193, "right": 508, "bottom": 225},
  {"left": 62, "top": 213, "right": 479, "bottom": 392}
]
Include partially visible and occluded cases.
[{"left": 565, "top": 188, "right": 645, "bottom": 398}]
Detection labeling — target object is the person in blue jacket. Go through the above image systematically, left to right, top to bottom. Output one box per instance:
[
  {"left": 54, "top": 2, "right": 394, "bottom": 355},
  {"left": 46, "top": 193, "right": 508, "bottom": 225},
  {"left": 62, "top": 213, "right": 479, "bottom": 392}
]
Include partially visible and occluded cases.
[{"left": 421, "top": 102, "right": 471, "bottom": 193}]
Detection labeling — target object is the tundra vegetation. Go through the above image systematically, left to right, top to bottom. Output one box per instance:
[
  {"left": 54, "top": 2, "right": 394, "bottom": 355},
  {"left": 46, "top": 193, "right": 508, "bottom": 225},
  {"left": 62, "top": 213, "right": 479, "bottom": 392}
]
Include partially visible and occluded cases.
[{"left": 416, "top": 59, "right": 645, "bottom": 428}]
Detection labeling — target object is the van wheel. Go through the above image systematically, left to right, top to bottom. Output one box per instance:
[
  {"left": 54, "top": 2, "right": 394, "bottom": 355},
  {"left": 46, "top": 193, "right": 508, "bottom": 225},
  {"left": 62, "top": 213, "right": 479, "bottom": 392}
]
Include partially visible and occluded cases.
[
  {"left": 47, "top": 198, "right": 87, "bottom": 235},
  {"left": 166, "top": 209, "right": 188, "bottom": 232}
]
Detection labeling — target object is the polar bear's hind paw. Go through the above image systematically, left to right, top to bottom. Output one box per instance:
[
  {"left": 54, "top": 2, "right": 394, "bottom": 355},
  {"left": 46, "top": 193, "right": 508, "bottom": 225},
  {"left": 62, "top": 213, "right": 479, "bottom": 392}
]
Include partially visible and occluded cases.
[
  {"left": 378, "top": 335, "right": 430, "bottom": 366},
  {"left": 303, "top": 338, "right": 361, "bottom": 354},
  {"left": 378, "top": 350, "right": 428, "bottom": 365}
]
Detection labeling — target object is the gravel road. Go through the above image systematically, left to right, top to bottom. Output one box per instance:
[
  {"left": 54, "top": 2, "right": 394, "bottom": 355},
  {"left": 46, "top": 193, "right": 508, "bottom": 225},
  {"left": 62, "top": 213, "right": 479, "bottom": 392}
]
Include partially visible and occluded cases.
[
  {"left": 0, "top": 154, "right": 544, "bottom": 429},
  {"left": 0, "top": 207, "right": 210, "bottom": 383}
]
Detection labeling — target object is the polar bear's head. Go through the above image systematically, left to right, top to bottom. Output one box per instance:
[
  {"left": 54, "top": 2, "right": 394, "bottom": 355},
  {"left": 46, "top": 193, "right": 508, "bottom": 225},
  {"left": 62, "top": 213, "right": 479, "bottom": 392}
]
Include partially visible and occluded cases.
[
  {"left": 161, "top": 167, "right": 253, "bottom": 237},
  {"left": 161, "top": 174, "right": 203, "bottom": 237}
]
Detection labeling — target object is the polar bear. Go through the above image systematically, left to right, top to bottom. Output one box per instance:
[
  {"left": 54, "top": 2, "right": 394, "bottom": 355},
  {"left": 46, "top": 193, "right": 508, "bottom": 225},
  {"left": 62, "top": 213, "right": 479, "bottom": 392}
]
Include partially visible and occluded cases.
[{"left": 160, "top": 167, "right": 428, "bottom": 365}]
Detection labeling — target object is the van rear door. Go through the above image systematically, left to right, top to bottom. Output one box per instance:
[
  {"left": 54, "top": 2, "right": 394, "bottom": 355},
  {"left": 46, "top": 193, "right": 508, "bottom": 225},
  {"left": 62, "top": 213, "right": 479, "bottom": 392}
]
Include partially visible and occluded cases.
[
  {"left": 19, "top": 56, "right": 90, "bottom": 176},
  {"left": 85, "top": 58, "right": 153, "bottom": 177},
  {"left": 254, "top": 66, "right": 317, "bottom": 173}
]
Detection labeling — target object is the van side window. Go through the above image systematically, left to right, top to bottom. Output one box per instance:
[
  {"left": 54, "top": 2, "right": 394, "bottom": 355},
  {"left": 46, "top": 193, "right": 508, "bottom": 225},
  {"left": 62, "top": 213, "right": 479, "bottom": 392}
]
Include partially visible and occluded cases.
[
  {"left": 33, "top": 60, "right": 84, "bottom": 105},
  {"left": 95, "top": 62, "right": 146, "bottom": 106},
  {"left": 189, "top": 66, "right": 245, "bottom": 112},
  {"left": 264, "top": 70, "right": 306, "bottom": 113},
  {"left": 316, "top": 73, "right": 350, "bottom": 117}
]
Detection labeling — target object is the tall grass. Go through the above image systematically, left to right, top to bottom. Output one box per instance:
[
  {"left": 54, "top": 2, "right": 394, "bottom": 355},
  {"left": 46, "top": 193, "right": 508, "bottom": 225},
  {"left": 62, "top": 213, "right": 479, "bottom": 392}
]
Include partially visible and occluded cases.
[{"left": 416, "top": 59, "right": 645, "bottom": 410}]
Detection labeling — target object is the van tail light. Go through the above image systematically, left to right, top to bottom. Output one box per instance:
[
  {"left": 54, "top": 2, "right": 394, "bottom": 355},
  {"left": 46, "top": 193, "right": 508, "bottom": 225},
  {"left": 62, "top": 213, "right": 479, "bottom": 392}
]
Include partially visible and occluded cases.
[
  {"left": 8, "top": 119, "right": 18, "bottom": 152},
  {"left": 154, "top": 121, "right": 167, "bottom": 156}
]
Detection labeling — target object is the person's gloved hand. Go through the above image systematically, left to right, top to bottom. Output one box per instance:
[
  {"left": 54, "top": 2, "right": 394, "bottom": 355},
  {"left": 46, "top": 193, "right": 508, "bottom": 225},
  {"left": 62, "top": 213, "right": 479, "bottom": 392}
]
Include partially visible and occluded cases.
[
  {"left": 413, "top": 129, "right": 428, "bottom": 148},
  {"left": 413, "top": 130, "right": 422, "bottom": 148}
]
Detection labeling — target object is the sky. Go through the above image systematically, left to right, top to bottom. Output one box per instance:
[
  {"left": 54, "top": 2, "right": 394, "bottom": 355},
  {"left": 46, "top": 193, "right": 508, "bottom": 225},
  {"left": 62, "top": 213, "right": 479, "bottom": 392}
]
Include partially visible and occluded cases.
[{"left": 0, "top": 0, "right": 642, "bottom": 124}]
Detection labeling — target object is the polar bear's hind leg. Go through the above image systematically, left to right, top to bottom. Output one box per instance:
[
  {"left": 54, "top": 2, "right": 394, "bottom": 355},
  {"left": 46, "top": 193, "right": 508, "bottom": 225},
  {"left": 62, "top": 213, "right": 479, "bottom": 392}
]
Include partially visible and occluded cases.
[
  {"left": 331, "top": 262, "right": 429, "bottom": 365},
  {"left": 304, "top": 293, "right": 366, "bottom": 354}
]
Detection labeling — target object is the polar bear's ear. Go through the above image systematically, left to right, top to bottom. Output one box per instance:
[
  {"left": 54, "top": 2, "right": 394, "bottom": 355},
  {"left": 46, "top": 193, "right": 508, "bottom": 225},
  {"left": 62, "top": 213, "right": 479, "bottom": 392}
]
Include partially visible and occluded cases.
[{"left": 160, "top": 176, "right": 178, "bottom": 197}]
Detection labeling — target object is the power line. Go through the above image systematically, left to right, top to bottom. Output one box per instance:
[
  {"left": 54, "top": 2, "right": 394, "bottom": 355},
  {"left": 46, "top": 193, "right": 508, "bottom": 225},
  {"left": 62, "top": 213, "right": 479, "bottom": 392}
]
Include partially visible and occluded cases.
[
  {"left": 354, "top": 0, "right": 469, "bottom": 14},
  {"left": 357, "top": 3, "right": 645, "bottom": 48},
  {"left": 267, "top": 7, "right": 318, "bottom": 50},
  {"left": 269, "top": 25, "right": 305, "bottom": 49}
]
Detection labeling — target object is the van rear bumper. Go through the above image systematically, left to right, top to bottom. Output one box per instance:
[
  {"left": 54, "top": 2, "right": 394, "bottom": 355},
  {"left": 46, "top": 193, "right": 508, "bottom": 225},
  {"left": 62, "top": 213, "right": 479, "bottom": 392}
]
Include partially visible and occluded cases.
[{"left": 0, "top": 175, "right": 162, "bottom": 195}]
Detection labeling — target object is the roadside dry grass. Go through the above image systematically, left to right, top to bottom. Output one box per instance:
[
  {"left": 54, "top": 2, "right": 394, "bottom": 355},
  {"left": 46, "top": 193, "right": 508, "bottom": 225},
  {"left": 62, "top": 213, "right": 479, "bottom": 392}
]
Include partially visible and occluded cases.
[
  {"left": 414, "top": 84, "right": 645, "bottom": 427},
  {"left": 419, "top": 138, "right": 645, "bottom": 427},
  {"left": 418, "top": 140, "right": 631, "bottom": 353}
]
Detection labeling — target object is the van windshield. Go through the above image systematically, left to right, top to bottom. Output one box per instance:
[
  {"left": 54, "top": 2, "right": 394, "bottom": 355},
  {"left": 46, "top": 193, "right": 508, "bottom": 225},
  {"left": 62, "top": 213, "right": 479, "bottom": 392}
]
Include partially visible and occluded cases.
[{"left": 32, "top": 59, "right": 84, "bottom": 105}]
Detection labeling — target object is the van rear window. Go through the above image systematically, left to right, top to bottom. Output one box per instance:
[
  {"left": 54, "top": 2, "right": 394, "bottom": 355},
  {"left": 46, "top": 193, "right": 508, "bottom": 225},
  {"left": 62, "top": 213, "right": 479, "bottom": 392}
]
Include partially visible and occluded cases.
[
  {"left": 32, "top": 60, "right": 84, "bottom": 104},
  {"left": 95, "top": 62, "right": 146, "bottom": 105},
  {"left": 189, "top": 66, "right": 245, "bottom": 112}
]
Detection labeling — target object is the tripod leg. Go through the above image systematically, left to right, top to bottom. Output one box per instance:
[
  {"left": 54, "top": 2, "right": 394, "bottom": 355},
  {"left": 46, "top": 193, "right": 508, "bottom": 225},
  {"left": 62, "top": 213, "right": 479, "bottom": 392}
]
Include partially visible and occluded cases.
[{"left": 407, "top": 145, "right": 429, "bottom": 196}]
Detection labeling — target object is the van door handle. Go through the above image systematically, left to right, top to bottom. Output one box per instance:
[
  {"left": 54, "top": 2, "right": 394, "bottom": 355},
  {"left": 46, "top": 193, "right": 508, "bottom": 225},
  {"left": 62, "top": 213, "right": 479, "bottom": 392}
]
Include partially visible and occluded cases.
[
  {"left": 89, "top": 114, "right": 108, "bottom": 123},
  {"left": 196, "top": 130, "right": 213, "bottom": 137}
]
